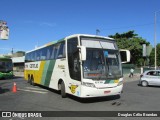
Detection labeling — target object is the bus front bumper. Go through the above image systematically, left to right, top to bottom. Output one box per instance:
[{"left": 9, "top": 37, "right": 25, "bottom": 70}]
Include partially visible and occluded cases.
[{"left": 80, "top": 84, "right": 123, "bottom": 98}]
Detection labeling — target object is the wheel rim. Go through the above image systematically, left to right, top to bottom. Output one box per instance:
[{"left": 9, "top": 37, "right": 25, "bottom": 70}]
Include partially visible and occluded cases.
[{"left": 142, "top": 81, "right": 147, "bottom": 86}]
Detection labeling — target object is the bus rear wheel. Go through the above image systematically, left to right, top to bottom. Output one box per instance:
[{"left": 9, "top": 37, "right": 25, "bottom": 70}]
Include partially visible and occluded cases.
[
  {"left": 28, "top": 76, "right": 31, "bottom": 83},
  {"left": 30, "top": 77, "right": 35, "bottom": 86},
  {"left": 59, "top": 81, "right": 67, "bottom": 98}
]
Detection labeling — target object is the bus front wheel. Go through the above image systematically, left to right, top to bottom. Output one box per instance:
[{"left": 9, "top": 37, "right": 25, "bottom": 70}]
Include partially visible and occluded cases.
[{"left": 60, "top": 81, "right": 67, "bottom": 98}]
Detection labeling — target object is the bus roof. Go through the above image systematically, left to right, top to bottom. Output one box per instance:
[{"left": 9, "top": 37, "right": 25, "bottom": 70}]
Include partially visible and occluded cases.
[
  {"left": 26, "top": 34, "right": 115, "bottom": 53},
  {"left": 66, "top": 34, "right": 114, "bottom": 40},
  {"left": 0, "top": 55, "right": 11, "bottom": 59},
  {"left": 0, "top": 56, "right": 11, "bottom": 59}
]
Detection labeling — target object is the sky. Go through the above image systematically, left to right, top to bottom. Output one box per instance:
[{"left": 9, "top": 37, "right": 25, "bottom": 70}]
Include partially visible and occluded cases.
[{"left": 0, "top": 0, "right": 160, "bottom": 54}]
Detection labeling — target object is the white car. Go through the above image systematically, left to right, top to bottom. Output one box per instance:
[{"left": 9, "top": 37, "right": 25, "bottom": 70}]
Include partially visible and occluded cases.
[{"left": 140, "top": 70, "right": 160, "bottom": 87}]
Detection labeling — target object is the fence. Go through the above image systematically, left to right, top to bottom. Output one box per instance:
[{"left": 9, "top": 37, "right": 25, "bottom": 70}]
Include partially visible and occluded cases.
[{"left": 122, "top": 64, "right": 154, "bottom": 75}]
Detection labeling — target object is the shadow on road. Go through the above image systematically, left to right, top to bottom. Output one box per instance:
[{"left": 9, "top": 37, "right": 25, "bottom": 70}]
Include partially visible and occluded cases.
[
  {"left": 0, "top": 76, "right": 23, "bottom": 81},
  {"left": 137, "top": 83, "right": 160, "bottom": 88},
  {"left": 32, "top": 84, "right": 121, "bottom": 103},
  {"left": 150, "top": 86, "right": 160, "bottom": 88},
  {"left": 0, "top": 87, "right": 10, "bottom": 94},
  {"left": 68, "top": 95, "right": 121, "bottom": 103}
]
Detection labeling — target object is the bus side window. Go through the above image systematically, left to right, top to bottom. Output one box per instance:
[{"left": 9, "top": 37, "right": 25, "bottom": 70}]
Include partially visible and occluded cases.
[
  {"left": 57, "top": 42, "right": 66, "bottom": 58},
  {"left": 54, "top": 44, "right": 60, "bottom": 59},
  {"left": 46, "top": 45, "right": 53, "bottom": 60},
  {"left": 50, "top": 46, "right": 55, "bottom": 59},
  {"left": 40, "top": 48, "right": 47, "bottom": 60},
  {"left": 36, "top": 50, "right": 40, "bottom": 61},
  {"left": 31, "top": 52, "right": 35, "bottom": 62},
  {"left": 25, "top": 53, "right": 29, "bottom": 62},
  {"left": 28, "top": 53, "right": 31, "bottom": 62}
]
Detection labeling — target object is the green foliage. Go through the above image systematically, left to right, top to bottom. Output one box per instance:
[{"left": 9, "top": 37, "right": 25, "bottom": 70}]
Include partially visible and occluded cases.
[
  {"left": 109, "top": 30, "right": 150, "bottom": 66},
  {"left": 109, "top": 30, "right": 138, "bottom": 39},
  {"left": 149, "top": 44, "right": 160, "bottom": 66},
  {"left": 149, "top": 48, "right": 155, "bottom": 66},
  {"left": 16, "top": 51, "right": 25, "bottom": 54}
]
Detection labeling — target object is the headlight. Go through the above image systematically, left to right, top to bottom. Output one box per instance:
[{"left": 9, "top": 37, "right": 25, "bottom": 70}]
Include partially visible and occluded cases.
[
  {"left": 118, "top": 81, "right": 123, "bottom": 86},
  {"left": 82, "top": 82, "right": 96, "bottom": 88}
]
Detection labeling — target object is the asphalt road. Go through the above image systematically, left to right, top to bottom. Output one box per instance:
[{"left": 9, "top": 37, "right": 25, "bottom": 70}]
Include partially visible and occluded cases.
[{"left": 0, "top": 77, "right": 160, "bottom": 120}]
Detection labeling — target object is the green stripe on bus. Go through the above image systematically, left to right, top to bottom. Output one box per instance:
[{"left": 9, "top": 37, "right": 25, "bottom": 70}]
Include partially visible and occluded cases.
[
  {"left": 44, "top": 60, "right": 56, "bottom": 87},
  {"left": 41, "top": 61, "right": 50, "bottom": 85},
  {"left": 105, "top": 80, "right": 114, "bottom": 84}
]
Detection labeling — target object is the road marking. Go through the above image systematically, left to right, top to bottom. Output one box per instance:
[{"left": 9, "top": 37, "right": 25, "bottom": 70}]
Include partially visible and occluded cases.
[
  {"left": 25, "top": 87, "right": 48, "bottom": 92},
  {"left": 18, "top": 88, "right": 48, "bottom": 94}
]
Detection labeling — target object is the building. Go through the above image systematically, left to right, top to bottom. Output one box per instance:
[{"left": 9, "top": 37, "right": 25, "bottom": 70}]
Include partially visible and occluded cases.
[
  {"left": 12, "top": 52, "right": 25, "bottom": 76},
  {"left": 12, "top": 56, "right": 25, "bottom": 72}
]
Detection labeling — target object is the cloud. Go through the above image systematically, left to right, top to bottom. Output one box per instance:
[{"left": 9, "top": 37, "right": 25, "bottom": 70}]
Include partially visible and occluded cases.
[
  {"left": 24, "top": 20, "right": 57, "bottom": 28},
  {"left": 39, "top": 22, "right": 57, "bottom": 27}
]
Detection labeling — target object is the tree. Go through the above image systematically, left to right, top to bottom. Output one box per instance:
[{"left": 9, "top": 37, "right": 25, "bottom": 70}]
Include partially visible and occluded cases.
[
  {"left": 109, "top": 30, "right": 138, "bottom": 39},
  {"left": 109, "top": 31, "right": 150, "bottom": 66},
  {"left": 149, "top": 44, "right": 160, "bottom": 67},
  {"left": 16, "top": 51, "right": 25, "bottom": 54}
]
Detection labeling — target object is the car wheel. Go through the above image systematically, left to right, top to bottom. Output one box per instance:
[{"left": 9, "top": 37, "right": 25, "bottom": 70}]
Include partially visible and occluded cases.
[{"left": 141, "top": 81, "right": 148, "bottom": 87}]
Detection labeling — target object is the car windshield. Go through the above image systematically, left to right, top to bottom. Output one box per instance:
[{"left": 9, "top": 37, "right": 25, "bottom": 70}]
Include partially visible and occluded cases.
[{"left": 83, "top": 49, "right": 122, "bottom": 80}]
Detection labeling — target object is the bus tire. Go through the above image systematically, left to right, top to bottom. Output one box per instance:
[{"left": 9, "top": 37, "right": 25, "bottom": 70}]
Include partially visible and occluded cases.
[
  {"left": 28, "top": 76, "right": 31, "bottom": 84},
  {"left": 31, "top": 76, "right": 35, "bottom": 86},
  {"left": 60, "top": 81, "right": 67, "bottom": 98}
]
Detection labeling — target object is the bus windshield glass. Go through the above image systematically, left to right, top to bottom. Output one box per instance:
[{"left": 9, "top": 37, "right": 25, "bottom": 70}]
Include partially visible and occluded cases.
[
  {"left": 81, "top": 37, "right": 122, "bottom": 80},
  {"left": 0, "top": 59, "right": 13, "bottom": 72}
]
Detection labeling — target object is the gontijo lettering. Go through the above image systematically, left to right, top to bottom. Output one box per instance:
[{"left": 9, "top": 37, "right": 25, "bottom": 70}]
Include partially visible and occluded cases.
[{"left": 30, "top": 64, "right": 38, "bottom": 68}]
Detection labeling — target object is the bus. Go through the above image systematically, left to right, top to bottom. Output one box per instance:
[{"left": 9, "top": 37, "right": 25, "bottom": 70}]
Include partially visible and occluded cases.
[
  {"left": 24, "top": 34, "right": 130, "bottom": 98},
  {"left": 0, "top": 56, "right": 13, "bottom": 79}
]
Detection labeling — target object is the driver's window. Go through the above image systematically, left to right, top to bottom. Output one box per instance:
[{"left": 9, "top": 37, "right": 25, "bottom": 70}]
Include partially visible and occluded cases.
[{"left": 67, "top": 37, "right": 81, "bottom": 81}]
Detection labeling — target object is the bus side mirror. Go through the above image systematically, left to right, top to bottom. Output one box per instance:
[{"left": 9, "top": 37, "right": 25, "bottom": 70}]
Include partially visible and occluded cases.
[
  {"left": 78, "top": 46, "right": 86, "bottom": 61},
  {"left": 120, "top": 49, "right": 130, "bottom": 63}
]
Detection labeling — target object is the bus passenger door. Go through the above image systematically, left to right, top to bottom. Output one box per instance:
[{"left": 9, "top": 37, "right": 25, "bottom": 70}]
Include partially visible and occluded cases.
[{"left": 67, "top": 37, "right": 81, "bottom": 96}]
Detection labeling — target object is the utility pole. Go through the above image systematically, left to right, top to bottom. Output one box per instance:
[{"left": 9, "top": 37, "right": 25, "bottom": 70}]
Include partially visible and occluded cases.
[
  {"left": 154, "top": 10, "right": 160, "bottom": 70},
  {"left": 11, "top": 48, "right": 14, "bottom": 54}
]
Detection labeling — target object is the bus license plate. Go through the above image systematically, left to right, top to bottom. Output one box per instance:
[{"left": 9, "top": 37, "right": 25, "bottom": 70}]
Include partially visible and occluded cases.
[{"left": 104, "top": 91, "right": 111, "bottom": 94}]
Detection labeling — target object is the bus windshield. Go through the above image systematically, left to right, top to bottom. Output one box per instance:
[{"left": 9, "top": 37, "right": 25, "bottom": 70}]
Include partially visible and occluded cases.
[
  {"left": 81, "top": 37, "right": 122, "bottom": 80},
  {"left": 83, "top": 49, "right": 122, "bottom": 80},
  {"left": 105, "top": 50, "right": 122, "bottom": 79},
  {"left": 0, "top": 59, "right": 13, "bottom": 72}
]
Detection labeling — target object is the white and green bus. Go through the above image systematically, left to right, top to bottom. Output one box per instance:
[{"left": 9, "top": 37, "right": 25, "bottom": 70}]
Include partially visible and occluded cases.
[{"left": 24, "top": 34, "right": 130, "bottom": 98}]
